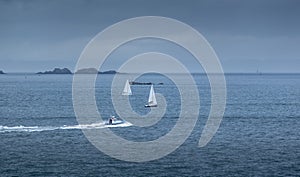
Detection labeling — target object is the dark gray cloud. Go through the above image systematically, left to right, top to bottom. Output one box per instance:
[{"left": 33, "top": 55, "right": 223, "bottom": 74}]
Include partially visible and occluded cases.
[{"left": 0, "top": 0, "right": 299, "bottom": 72}]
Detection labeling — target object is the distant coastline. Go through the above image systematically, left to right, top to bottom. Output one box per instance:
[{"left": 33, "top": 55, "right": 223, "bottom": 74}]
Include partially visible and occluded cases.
[
  {"left": 34, "top": 67, "right": 119, "bottom": 75},
  {"left": 75, "top": 68, "right": 118, "bottom": 74}
]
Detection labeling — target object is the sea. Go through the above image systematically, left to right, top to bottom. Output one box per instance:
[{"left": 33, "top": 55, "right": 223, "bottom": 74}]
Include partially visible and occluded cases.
[{"left": 0, "top": 73, "right": 299, "bottom": 176}]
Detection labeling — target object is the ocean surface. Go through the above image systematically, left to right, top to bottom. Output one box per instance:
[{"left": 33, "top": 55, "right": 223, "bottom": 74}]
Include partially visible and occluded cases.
[{"left": 0, "top": 73, "right": 299, "bottom": 176}]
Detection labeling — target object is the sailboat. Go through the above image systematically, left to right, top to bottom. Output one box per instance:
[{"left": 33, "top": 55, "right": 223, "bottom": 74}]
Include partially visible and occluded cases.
[
  {"left": 122, "top": 80, "right": 132, "bottom": 95},
  {"left": 145, "top": 85, "right": 157, "bottom": 107}
]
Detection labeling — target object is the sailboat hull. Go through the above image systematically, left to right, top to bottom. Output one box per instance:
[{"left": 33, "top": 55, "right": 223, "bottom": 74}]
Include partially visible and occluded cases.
[{"left": 144, "top": 104, "right": 157, "bottom": 107}]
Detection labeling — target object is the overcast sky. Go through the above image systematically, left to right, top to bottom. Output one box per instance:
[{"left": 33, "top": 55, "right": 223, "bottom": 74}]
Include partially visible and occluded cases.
[{"left": 0, "top": 0, "right": 299, "bottom": 73}]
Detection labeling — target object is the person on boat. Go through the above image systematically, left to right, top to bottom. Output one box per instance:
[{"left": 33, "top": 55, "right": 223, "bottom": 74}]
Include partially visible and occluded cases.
[
  {"left": 108, "top": 116, "right": 116, "bottom": 125},
  {"left": 108, "top": 117, "right": 113, "bottom": 125}
]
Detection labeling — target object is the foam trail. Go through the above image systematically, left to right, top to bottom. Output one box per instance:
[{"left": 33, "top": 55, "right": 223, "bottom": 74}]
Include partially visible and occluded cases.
[{"left": 0, "top": 122, "right": 132, "bottom": 133}]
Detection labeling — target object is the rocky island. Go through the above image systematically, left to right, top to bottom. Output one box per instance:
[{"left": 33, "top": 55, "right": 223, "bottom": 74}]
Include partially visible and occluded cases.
[
  {"left": 37, "top": 68, "right": 72, "bottom": 74},
  {"left": 75, "top": 68, "right": 118, "bottom": 74},
  {"left": 75, "top": 68, "right": 98, "bottom": 74},
  {"left": 0, "top": 70, "right": 5, "bottom": 74}
]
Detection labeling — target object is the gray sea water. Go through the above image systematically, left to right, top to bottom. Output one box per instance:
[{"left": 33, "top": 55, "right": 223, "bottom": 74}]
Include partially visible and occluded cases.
[{"left": 0, "top": 73, "right": 299, "bottom": 176}]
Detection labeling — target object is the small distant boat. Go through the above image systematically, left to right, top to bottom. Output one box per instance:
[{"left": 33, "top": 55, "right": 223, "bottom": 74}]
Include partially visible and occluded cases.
[
  {"left": 122, "top": 80, "right": 132, "bottom": 95},
  {"left": 145, "top": 85, "right": 157, "bottom": 107},
  {"left": 105, "top": 116, "right": 125, "bottom": 125}
]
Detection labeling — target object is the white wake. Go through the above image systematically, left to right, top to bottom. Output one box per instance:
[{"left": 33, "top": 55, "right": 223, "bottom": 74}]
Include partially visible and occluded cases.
[{"left": 0, "top": 121, "right": 132, "bottom": 133}]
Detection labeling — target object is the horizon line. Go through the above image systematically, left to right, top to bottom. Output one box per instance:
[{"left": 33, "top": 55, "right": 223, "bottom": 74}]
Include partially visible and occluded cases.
[{"left": 1, "top": 72, "right": 300, "bottom": 75}]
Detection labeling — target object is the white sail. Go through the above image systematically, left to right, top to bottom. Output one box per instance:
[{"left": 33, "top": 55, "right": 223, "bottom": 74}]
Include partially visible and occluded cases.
[
  {"left": 122, "top": 80, "right": 132, "bottom": 95},
  {"left": 147, "top": 85, "right": 157, "bottom": 106}
]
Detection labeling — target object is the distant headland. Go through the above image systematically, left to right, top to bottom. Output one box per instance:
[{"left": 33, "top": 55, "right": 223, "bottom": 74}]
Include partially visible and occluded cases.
[
  {"left": 36, "top": 68, "right": 118, "bottom": 75},
  {"left": 37, "top": 68, "right": 72, "bottom": 74},
  {"left": 75, "top": 68, "right": 118, "bottom": 74},
  {"left": 0, "top": 70, "right": 5, "bottom": 74}
]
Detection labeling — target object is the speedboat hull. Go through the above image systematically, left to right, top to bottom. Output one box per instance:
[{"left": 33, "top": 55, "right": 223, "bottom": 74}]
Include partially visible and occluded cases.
[{"left": 105, "top": 120, "right": 125, "bottom": 125}]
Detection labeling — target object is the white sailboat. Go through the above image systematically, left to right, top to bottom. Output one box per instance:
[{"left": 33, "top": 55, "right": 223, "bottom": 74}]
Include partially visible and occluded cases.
[
  {"left": 122, "top": 80, "right": 132, "bottom": 95},
  {"left": 145, "top": 85, "right": 157, "bottom": 107}
]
